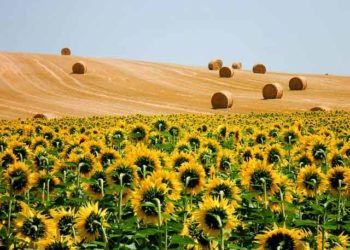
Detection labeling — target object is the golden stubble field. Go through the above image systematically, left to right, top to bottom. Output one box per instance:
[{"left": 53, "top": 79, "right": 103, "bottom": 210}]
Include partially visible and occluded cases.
[{"left": 0, "top": 52, "right": 349, "bottom": 119}]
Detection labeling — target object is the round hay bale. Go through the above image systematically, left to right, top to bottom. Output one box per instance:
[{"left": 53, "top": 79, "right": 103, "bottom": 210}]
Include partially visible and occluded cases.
[
  {"left": 61, "top": 47, "right": 71, "bottom": 56},
  {"left": 208, "top": 59, "right": 223, "bottom": 70},
  {"left": 72, "top": 61, "right": 87, "bottom": 74},
  {"left": 232, "top": 62, "right": 242, "bottom": 70},
  {"left": 253, "top": 64, "right": 266, "bottom": 74},
  {"left": 219, "top": 67, "right": 233, "bottom": 78},
  {"left": 289, "top": 76, "right": 307, "bottom": 90},
  {"left": 262, "top": 83, "right": 283, "bottom": 99},
  {"left": 211, "top": 91, "right": 233, "bottom": 109},
  {"left": 310, "top": 106, "right": 330, "bottom": 112},
  {"left": 33, "top": 113, "right": 47, "bottom": 119}
]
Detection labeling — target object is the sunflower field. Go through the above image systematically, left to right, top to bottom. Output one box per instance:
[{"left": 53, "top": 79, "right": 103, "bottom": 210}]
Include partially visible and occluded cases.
[{"left": 0, "top": 111, "right": 350, "bottom": 249}]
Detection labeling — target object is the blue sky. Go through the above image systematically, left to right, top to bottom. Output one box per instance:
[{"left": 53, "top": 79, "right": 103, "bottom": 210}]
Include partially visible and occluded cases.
[{"left": 0, "top": 0, "right": 349, "bottom": 75}]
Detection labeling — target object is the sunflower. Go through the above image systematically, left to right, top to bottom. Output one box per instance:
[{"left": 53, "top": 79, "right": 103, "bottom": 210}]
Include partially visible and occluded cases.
[
  {"left": 153, "top": 118, "right": 168, "bottom": 132},
  {"left": 129, "top": 123, "right": 149, "bottom": 142},
  {"left": 168, "top": 125, "right": 180, "bottom": 137},
  {"left": 216, "top": 125, "right": 227, "bottom": 139},
  {"left": 110, "top": 128, "right": 126, "bottom": 144},
  {"left": 281, "top": 128, "right": 300, "bottom": 145},
  {"left": 254, "top": 131, "right": 268, "bottom": 145},
  {"left": 185, "top": 133, "right": 201, "bottom": 151},
  {"left": 31, "top": 136, "right": 49, "bottom": 150},
  {"left": 308, "top": 137, "right": 330, "bottom": 162},
  {"left": 201, "top": 139, "right": 221, "bottom": 156},
  {"left": 81, "top": 140, "right": 104, "bottom": 157},
  {"left": 175, "top": 140, "right": 191, "bottom": 154},
  {"left": 9, "top": 141, "right": 30, "bottom": 161},
  {"left": 342, "top": 142, "right": 350, "bottom": 158},
  {"left": 266, "top": 144, "right": 284, "bottom": 165},
  {"left": 129, "top": 145, "right": 161, "bottom": 179},
  {"left": 32, "top": 147, "right": 56, "bottom": 172},
  {"left": 241, "top": 147, "right": 254, "bottom": 162},
  {"left": 98, "top": 148, "right": 120, "bottom": 168},
  {"left": 197, "top": 148, "right": 215, "bottom": 169},
  {"left": 253, "top": 148, "right": 265, "bottom": 162},
  {"left": 329, "top": 149, "right": 345, "bottom": 168},
  {"left": 0, "top": 150, "right": 17, "bottom": 169},
  {"left": 216, "top": 150, "right": 235, "bottom": 172},
  {"left": 170, "top": 152, "right": 193, "bottom": 171},
  {"left": 296, "top": 152, "right": 314, "bottom": 168},
  {"left": 69, "top": 153, "right": 99, "bottom": 178},
  {"left": 106, "top": 159, "right": 138, "bottom": 189},
  {"left": 240, "top": 160, "right": 280, "bottom": 196},
  {"left": 3, "top": 162, "right": 38, "bottom": 194},
  {"left": 178, "top": 162, "right": 206, "bottom": 195},
  {"left": 297, "top": 165, "right": 328, "bottom": 197},
  {"left": 327, "top": 166, "right": 350, "bottom": 195},
  {"left": 82, "top": 170, "right": 108, "bottom": 199},
  {"left": 148, "top": 170, "right": 182, "bottom": 201},
  {"left": 270, "top": 175, "right": 294, "bottom": 212},
  {"left": 132, "top": 177, "right": 174, "bottom": 225},
  {"left": 205, "top": 178, "right": 241, "bottom": 207},
  {"left": 193, "top": 196, "right": 237, "bottom": 237},
  {"left": 75, "top": 202, "right": 108, "bottom": 242},
  {"left": 14, "top": 207, "right": 56, "bottom": 248},
  {"left": 50, "top": 207, "right": 77, "bottom": 239},
  {"left": 181, "top": 218, "right": 211, "bottom": 250},
  {"left": 255, "top": 224, "right": 306, "bottom": 250},
  {"left": 316, "top": 232, "right": 349, "bottom": 250},
  {"left": 44, "top": 237, "right": 76, "bottom": 250}
]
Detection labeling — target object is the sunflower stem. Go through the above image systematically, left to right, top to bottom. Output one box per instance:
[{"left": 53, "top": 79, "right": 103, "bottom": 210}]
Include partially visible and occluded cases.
[
  {"left": 77, "top": 165, "right": 81, "bottom": 188},
  {"left": 63, "top": 170, "right": 67, "bottom": 184},
  {"left": 118, "top": 174, "right": 125, "bottom": 221},
  {"left": 46, "top": 178, "right": 50, "bottom": 202},
  {"left": 99, "top": 178, "right": 105, "bottom": 197},
  {"left": 261, "top": 178, "right": 268, "bottom": 209},
  {"left": 337, "top": 180, "right": 342, "bottom": 230},
  {"left": 42, "top": 182, "right": 46, "bottom": 202},
  {"left": 279, "top": 189, "right": 286, "bottom": 221},
  {"left": 26, "top": 191, "right": 30, "bottom": 206},
  {"left": 7, "top": 192, "right": 12, "bottom": 234},
  {"left": 154, "top": 198, "right": 163, "bottom": 249},
  {"left": 165, "top": 221, "right": 168, "bottom": 250},
  {"left": 101, "top": 225, "right": 108, "bottom": 249},
  {"left": 72, "top": 226, "right": 77, "bottom": 244},
  {"left": 220, "top": 226, "right": 225, "bottom": 250}
]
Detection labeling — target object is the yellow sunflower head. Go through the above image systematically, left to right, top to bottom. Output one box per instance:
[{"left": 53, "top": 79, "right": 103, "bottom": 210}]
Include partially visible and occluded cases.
[
  {"left": 129, "top": 145, "right": 161, "bottom": 179},
  {"left": 0, "top": 149, "right": 17, "bottom": 169},
  {"left": 216, "top": 149, "right": 235, "bottom": 172},
  {"left": 170, "top": 151, "right": 194, "bottom": 171},
  {"left": 106, "top": 159, "right": 138, "bottom": 189},
  {"left": 240, "top": 160, "right": 281, "bottom": 196},
  {"left": 3, "top": 162, "right": 38, "bottom": 194},
  {"left": 178, "top": 162, "right": 206, "bottom": 195},
  {"left": 297, "top": 165, "right": 328, "bottom": 197},
  {"left": 327, "top": 166, "right": 350, "bottom": 195},
  {"left": 82, "top": 169, "right": 108, "bottom": 199},
  {"left": 148, "top": 170, "right": 182, "bottom": 201},
  {"left": 132, "top": 177, "right": 173, "bottom": 225},
  {"left": 205, "top": 178, "right": 241, "bottom": 207},
  {"left": 193, "top": 196, "right": 237, "bottom": 237},
  {"left": 75, "top": 202, "right": 108, "bottom": 242},
  {"left": 14, "top": 207, "right": 57, "bottom": 248},
  {"left": 50, "top": 207, "right": 77, "bottom": 238},
  {"left": 255, "top": 224, "right": 306, "bottom": 250}
]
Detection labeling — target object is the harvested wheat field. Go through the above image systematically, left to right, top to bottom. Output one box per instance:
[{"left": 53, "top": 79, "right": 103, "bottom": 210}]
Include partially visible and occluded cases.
[{"left": 0, "top": 51, "right": 349, "bottom": 119}]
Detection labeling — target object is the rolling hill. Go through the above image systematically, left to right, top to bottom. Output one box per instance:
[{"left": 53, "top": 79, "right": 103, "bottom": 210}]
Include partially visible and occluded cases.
[{"left": 0, "top": 51, "right": 349, "bottom": 119}]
